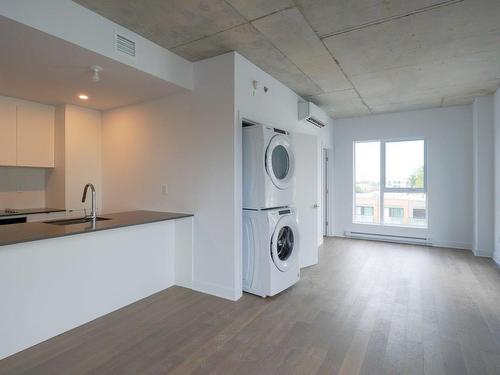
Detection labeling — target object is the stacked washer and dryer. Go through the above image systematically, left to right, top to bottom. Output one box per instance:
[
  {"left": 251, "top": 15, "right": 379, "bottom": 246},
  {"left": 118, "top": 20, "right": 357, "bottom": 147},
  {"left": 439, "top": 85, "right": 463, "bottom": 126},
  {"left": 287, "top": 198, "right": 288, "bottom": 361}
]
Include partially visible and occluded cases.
[{"left": 242, "top": 121, "right": 300, "bottom": 298}]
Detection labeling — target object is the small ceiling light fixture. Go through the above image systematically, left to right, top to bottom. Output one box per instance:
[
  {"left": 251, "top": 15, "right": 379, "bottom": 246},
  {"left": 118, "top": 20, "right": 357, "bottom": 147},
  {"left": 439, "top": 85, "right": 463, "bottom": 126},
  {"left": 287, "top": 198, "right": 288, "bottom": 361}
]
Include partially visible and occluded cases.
[
  {"left": 90, "top": 65, "right": 103, "bottom": 82},
  {"left": 78, "top": 94, "right": 89, "bottom": 100}
]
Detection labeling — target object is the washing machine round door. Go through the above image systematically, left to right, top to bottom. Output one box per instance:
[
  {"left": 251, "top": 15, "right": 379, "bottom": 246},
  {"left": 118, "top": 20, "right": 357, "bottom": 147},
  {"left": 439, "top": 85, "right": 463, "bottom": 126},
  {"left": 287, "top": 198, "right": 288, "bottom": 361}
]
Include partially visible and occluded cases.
[
  {"left": 265, "top": 134, "right": 295, "bottom": 190},
  {"left": 270, "top": 216, "right": 298, "bottom": 272}
]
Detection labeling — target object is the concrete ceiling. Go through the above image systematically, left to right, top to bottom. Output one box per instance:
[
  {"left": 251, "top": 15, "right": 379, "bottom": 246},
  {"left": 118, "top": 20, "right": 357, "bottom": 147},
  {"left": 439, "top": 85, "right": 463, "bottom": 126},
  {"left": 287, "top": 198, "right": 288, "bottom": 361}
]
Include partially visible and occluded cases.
[
  {"left": 73, "top": 0, "right": 500, "bottom": 118},
  {"left": 0, "top": 16, "right": 184, "bottom": 111}
]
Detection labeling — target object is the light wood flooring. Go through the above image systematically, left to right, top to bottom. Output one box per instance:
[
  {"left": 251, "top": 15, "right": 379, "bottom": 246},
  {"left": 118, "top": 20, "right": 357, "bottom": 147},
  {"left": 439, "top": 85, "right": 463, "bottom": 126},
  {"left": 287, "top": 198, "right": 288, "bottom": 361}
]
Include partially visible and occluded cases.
[{"left": 2, "top": 237, "right": 500, "bottom": 374}]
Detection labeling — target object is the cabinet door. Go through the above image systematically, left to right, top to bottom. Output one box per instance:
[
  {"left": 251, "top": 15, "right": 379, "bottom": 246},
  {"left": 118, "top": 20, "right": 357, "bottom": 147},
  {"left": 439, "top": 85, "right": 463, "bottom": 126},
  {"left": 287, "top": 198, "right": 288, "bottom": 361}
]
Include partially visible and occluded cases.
[
  {"left": 0, "top": 98, "right": 17, "bottom": 166},
  {"left": 17, "top": 102, "right": 55, "bottom": 167}
]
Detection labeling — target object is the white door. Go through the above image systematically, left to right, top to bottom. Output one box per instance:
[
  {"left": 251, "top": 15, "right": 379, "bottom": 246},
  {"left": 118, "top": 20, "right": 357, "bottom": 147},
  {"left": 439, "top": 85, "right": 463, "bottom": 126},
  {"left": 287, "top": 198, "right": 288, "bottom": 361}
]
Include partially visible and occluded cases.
[{"left": 294, "top": 133, "right": 319, "bottom": 268}]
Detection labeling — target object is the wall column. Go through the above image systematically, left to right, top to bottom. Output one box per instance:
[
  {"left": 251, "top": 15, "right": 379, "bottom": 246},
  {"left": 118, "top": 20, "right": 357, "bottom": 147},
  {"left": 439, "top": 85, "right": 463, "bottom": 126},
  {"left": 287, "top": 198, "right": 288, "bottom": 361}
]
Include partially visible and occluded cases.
[{"left": 472, "top": 96, "right": 494, "bottom": 257}]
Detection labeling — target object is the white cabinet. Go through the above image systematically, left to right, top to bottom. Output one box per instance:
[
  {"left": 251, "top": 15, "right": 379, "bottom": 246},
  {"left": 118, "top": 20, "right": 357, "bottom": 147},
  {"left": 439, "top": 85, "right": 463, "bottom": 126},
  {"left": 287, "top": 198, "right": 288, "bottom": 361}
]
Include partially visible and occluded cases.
[
  {"left": 0, "top": 96, "right": 54, "bottom": 168},
  {"left": 0, "top": 98, "right": 17, "bottom": 166},
  {"left": 17, "top": 103, "right": 54, "bottom": 167}
]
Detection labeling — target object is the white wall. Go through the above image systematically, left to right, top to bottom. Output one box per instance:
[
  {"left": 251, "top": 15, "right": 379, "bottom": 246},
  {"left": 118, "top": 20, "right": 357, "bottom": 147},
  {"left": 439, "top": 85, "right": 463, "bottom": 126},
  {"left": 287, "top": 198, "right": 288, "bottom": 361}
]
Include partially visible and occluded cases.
[
  {"left": 0, "top": 0, "right": 192, "bottom": 91},
  {"left": 100, "top": 52, "right": 334, "bottom": 300},
  {"left": 101, "top": 53, "right": 239, "bottom": 300},
  {"left": 191, "top": 54, "right": 238, "bottom": 300},
  {"left": 234, "top": 54, "right": 333, "bottom": 145},
  {"left": 494, "top": 88, "right": 500, "bottom": 263},
  {"left": 101, "top": 93, "right": 194, "bottom": 212},
  {"left": 472, "top": 96, "right": 494, "bottom": 257},
  {"left": 45, "top": 105, "right": 66, "bottom": 209},
  {"left": 46, "top": 105, "right": 102, "bottom": 213},
  {"left": 64, "top": 105, "right": 102, "bottom": 213},
  {"left": 333, "top": 106, "right": 473, "bottom": 250}
]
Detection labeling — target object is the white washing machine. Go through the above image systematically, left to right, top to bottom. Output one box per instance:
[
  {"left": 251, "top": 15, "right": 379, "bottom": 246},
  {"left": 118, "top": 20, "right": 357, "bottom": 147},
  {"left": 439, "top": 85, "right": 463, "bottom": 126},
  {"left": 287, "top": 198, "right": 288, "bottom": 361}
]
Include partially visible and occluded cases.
[
  {"left": 243, "top": 122, "right": 295, "bottom": 209},
  {"left": 242, "top": 207, "right": 300, "bottom": 297}
]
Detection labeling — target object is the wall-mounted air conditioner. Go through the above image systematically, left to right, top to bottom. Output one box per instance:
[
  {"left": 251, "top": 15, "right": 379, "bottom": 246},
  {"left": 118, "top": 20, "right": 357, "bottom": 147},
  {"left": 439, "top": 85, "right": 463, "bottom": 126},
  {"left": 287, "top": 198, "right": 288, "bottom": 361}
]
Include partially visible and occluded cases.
[{"left": 298, "top": 101, "right": 328, "bottom": 128}]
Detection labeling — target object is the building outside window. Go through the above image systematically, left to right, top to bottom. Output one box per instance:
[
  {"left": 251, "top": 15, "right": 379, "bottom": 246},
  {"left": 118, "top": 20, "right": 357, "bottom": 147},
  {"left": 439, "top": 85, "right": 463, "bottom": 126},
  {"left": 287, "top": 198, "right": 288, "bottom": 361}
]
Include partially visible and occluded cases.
[
  {"left": 353, "top": 139, "right": 427, "bottom": 228},
  {"left": 355, "top": 206, "right": 374, "bottom": 223},
  {"left": 384, "top": 207, "right": 404, "bottom": 225}
]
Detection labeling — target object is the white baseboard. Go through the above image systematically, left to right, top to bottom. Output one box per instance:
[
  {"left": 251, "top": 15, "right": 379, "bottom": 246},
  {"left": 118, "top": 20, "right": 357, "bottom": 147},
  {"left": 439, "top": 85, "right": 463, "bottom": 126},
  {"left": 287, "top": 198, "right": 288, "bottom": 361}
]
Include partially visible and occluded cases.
[
  {"left": 344, "top": 231, "right": 430, "bottom": 246},
  {"left": 336, "top": 233, "right": 472, "bottom": 251},
  {"left": 431, "top": 241, "right": 472, "bottom": 251},
  {"left": 192, "top": 280, "right": 240, "bottom": 301}
]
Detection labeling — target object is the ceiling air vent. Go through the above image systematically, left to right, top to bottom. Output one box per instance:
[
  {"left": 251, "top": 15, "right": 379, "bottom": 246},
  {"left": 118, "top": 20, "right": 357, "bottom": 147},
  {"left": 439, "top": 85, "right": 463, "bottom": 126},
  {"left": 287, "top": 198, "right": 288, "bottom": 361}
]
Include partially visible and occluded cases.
[{"left": 115, "top": 33, "right": 136, "bottom": 57}]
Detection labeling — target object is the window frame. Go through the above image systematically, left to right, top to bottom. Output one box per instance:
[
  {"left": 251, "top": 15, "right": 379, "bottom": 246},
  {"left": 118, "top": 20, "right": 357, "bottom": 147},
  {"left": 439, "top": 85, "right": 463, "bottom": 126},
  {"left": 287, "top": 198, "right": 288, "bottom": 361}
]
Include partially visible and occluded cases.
[{"left": 353, "top": 138, "right": 428, "bottom": 228}]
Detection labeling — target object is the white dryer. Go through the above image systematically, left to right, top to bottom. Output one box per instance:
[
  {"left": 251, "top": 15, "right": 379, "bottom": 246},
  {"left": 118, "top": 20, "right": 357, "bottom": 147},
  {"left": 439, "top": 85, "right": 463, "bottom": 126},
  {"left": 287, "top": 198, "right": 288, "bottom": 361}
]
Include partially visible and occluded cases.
[
  {"left": 243, "top": 122, "right": 295, "bottom": 209},
  {"left": 242, "top": 207, "right": 300, "bottom": 297}
]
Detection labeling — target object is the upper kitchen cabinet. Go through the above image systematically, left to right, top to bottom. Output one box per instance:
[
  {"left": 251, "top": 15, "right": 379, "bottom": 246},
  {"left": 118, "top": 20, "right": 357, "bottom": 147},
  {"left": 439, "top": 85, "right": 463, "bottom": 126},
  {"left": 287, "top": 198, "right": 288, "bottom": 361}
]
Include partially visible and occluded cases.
[
  {"left": 0, "top": 96, "right": 55, "bottom": 168},
  {"left": 0, "top": 98, "right": 17, "bottom": 166},
  {"left": 17, "top": 102, "right": 55, "bottom": 167}
]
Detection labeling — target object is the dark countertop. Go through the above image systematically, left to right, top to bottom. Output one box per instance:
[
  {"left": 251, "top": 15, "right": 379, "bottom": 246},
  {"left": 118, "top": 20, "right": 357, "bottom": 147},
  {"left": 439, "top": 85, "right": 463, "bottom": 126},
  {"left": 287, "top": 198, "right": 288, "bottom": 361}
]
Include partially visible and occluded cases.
[
  {"left": 0, "top": 208, "right": 66, "bottom": 218},
  {"left": 0, "top": 210, "right": 193, "bottom": 247}
]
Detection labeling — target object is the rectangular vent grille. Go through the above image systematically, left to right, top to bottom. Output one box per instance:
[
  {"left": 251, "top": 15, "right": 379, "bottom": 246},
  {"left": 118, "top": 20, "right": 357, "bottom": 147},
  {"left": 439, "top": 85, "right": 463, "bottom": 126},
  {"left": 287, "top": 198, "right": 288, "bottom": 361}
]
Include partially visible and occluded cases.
[
  {"left": 115, "top": 34, "right": 136, "bottom": 57},
  {"left": 306, "top": 117, "right": 325, "bottom": 128}
]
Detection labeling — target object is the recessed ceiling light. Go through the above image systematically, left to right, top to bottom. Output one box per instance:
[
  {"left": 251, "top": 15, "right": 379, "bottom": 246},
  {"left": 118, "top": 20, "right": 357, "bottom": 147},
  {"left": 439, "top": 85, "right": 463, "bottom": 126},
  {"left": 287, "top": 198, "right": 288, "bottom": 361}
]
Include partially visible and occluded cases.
[{"left": 78, "top": 94, "right": 89, "bottom": 100}]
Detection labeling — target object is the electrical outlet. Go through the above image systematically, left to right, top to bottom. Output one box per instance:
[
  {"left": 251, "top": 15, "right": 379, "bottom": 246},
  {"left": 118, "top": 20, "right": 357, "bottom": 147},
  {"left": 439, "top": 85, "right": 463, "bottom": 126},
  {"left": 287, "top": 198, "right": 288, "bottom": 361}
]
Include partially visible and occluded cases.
[{"left": 161, "top": 184, "right": 168, "bottom": 195}]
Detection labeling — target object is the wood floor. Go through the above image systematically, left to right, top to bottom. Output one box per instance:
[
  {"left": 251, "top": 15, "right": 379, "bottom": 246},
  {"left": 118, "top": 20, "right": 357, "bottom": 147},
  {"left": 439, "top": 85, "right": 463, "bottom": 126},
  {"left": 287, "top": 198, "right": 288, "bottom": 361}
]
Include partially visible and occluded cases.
[{"left": 2, "top": 238, "right": 500, "bottom": 375}]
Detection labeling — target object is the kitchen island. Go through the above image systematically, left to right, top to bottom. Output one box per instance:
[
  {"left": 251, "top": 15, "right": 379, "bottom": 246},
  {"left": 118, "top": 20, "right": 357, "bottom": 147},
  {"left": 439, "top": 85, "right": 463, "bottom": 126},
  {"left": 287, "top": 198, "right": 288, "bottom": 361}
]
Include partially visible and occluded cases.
[{"left": 0, "top": 210, "right": 193, "bottom": 360}]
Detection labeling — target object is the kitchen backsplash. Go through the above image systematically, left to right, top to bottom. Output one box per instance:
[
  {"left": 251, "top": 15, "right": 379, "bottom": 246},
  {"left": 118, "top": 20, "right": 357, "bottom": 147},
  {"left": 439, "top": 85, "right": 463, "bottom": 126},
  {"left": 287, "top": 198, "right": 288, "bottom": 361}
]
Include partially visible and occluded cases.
[{"left": 0, "top": 167, "right": 47, "bottom": 209}]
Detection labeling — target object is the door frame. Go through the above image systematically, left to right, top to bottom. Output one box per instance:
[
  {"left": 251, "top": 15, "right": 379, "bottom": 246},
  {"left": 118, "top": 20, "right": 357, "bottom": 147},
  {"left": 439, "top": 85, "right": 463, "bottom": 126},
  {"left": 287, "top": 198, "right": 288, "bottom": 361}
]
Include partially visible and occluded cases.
[{"left": 322, "top": 146, "right": 334, "bottom": 237}]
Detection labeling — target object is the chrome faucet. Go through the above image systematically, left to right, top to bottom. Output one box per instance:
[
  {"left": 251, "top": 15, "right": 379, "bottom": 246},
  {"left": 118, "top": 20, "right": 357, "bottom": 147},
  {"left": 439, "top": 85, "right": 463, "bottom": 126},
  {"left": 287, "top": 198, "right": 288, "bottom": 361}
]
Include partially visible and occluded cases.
[{"left": 81, "top": 183, "right": 96, "bottom": 220}]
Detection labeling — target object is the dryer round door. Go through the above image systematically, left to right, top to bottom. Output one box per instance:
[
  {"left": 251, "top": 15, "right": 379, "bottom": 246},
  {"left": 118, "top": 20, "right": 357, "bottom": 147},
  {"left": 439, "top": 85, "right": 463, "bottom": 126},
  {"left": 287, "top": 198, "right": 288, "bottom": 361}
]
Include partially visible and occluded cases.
[
  {"left": 265, "top": 134, "right": 295, "bottom": 190},
  {"left": 270, "top": 216, "right": 298, "bottom": 272}
]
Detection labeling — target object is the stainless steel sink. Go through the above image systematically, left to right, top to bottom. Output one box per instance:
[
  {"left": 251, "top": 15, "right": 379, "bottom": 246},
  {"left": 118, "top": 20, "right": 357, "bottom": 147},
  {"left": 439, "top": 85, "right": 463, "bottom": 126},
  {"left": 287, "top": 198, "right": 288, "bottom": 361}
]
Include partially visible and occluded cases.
[{"left": 43, "top": 217, "right": 111, "bottom": 225}]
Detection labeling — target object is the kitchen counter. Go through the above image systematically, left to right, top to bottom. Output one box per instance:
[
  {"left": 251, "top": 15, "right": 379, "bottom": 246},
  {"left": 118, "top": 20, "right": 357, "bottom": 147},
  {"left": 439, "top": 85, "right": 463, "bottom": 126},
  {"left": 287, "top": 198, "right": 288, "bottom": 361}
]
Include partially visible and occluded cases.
[
  {"left": 0, "top": 207, "right": 66, "bottom": 217},
  {"left": 0, "top": 209, "right": 193, "bottom": 360},
  {"left": 0, "top": 210, "right": 193, "bottom": 247}
]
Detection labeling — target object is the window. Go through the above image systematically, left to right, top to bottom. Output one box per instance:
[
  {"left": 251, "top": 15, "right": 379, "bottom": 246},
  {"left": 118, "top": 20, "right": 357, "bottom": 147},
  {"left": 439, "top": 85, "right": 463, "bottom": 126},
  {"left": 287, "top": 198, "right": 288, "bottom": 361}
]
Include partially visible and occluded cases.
[
  {"left": 353, "top": 140, "right": 427, "bottom": 228},
  {"left": 355, "top": 206, "right": 374, "bottom": 223},
  {"left": 357, "top": 206, "right": 374, "bottom": 216},
  {"left": 388, "top": 207, "right": 403, "bottom": 218},
  {"left": 413, "top": 208, "right": 426, "bottom": 219}
]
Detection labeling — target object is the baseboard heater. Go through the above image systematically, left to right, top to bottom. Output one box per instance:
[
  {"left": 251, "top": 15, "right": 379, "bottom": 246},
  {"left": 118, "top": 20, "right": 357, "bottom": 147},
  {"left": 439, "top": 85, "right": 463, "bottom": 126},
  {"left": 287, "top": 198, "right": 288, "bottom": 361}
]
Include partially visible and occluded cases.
[{"left": 344, "top": 231, "right": 432, "bottom": 246}]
